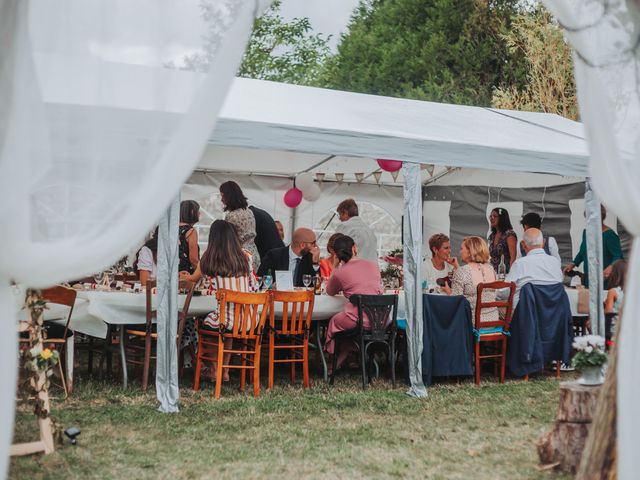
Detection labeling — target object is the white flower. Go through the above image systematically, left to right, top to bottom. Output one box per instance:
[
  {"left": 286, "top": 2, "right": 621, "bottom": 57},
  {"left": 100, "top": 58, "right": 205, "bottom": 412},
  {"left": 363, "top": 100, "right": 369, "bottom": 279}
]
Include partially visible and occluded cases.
[{"left": 585, "top": 346, "right": 593, "bottom": 353}]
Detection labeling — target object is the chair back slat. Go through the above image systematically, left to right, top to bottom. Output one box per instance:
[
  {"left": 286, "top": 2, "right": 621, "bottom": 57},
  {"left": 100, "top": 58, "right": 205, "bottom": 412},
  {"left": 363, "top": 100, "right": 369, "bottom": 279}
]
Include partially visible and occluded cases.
[
  {"left": 177, "top": 280, "right": 195, "bottom": 346},
  {"left": 475, "top": 281, "right": 516, "bottom": 331},
  {"left": 41, "top": 286, "right": 77, "bottom": 340},
  {"left": 218, "top": 290, "right": 270, "bottom": 339},
  {"left": 270, "top": 290, "right": 315, "bottom": 335},
  {"left": 351, "top": 294, "right": 398, "bottom": 340}
]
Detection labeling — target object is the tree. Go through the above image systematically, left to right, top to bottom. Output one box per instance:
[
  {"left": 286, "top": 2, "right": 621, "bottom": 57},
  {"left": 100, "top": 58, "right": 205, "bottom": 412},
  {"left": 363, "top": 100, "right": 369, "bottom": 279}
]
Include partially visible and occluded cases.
[
  {"left": 177, "top": 0, "right": 331, "bottom": 86},
  {"left": 321, "top": 0, "right": 528, "bottom": 106},
  {"left": 491, "top": 7, "right": 578, "bottom": 120}
]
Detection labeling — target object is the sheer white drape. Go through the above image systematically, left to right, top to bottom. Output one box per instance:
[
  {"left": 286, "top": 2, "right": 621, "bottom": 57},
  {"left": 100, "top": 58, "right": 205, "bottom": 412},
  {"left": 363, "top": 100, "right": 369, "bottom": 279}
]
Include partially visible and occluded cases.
[
  {"left": 0, "top": 0, "right": 269, "bottom": 476},
  {"left": 543, "top": 0, "right": 640, "bottom": 477}
]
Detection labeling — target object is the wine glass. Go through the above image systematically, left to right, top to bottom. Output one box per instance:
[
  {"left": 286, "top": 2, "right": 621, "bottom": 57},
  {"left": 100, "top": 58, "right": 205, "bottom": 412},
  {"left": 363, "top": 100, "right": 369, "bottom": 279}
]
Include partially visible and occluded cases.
[
  {"left": 94, "top": 271, "right": 104, "bottom": 288},
  {"left": 302, "top": 274, "right": 312, "bottom": 289},
  {"left": 263, "top": 275, "right": 273, "bottom": 290}
]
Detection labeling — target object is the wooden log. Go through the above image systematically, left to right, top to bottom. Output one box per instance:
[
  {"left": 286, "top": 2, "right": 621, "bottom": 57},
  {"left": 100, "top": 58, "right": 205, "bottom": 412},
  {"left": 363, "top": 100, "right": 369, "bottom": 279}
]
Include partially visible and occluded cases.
[
  {"left": 538, "top": 381, "right": 602, "bottom": 473},
  {"left": 556, "top": 381, "right": 601, "bottom": 423},
  {"left": 538, "top": 422, "right": 592, "bottom": 474}
]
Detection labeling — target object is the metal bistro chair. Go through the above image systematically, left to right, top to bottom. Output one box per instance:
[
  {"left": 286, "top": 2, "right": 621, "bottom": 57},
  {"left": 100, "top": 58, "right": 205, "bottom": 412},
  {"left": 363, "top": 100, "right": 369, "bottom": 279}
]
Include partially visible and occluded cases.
[
  {"left": 124, "top": 280, "right": 195, "bottom": 390},
  {"left": 473, "top": 281, "right": 515, "bottom": 385},
  {"left": 268, "top": 290, "right": 315, "bottom": 389},
  {"left": 330, "top": 294, "right": 398, "bottom": 389}
]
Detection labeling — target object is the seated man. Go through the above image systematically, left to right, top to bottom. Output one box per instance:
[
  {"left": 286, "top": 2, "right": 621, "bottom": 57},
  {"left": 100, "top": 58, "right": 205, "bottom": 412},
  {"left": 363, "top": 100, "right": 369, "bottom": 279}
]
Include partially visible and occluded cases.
[
  {"left": 257, "top": 227, "right": 321, "bottom": 287},
  {"left": 499, "top": 228, "right": 563, "bottom": 308}
]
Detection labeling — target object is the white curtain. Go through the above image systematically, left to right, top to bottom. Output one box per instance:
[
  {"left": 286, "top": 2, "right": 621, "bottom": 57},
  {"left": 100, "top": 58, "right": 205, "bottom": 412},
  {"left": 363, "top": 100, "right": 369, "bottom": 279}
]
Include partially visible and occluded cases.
[
  {"left": 0, "top": 0, "right": 270, "bottom": 476},
  {"left": 542, "top": 0, "right": 640, "bottom": 477}
]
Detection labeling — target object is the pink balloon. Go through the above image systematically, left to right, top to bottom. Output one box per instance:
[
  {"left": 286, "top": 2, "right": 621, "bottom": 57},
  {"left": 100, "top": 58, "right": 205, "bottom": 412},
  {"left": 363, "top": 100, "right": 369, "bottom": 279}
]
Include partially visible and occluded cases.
[
  {"left": 376, "top": 159, "right": 403, "bottom": 172},
  {"left": 283, "top": 187, "right": 303, "bottom": 208}
]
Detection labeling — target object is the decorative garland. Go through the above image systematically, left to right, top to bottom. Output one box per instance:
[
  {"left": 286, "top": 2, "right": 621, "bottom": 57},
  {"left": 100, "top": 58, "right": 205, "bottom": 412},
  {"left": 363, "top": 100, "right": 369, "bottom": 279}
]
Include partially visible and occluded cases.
[{"left": 17, "top": 289, "right": 64, "bottom": 443}]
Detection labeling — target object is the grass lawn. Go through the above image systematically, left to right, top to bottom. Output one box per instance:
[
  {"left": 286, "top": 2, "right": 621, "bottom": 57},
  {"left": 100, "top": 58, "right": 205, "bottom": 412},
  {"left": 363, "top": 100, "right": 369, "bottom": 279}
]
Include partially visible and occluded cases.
[{"left": 10, "top": 375, "right": 571, "bottom": 480}]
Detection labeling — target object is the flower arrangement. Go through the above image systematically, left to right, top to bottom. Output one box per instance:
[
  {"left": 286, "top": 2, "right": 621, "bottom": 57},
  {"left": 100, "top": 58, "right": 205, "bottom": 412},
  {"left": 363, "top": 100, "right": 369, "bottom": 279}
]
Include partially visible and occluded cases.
[
  {"left": 571, "top": 335, "right": 607, "bottom": 369},
  {"left": 23, "top": 347, "right": 60, "bottom": 375}
]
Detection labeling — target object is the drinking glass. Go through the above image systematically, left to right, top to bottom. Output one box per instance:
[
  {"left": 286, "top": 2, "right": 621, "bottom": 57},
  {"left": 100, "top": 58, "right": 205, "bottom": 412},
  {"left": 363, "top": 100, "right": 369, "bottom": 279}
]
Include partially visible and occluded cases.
[
  {"left": 302, "top": 274, "right": 312, "bottom": 288},
  {"left": 263, "top": 275, "right": 273, "bottom": 290}
]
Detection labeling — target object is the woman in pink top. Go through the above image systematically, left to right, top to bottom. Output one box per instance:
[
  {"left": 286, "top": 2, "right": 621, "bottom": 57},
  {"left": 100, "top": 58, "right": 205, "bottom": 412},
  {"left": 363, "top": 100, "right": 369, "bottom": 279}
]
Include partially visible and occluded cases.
[
  {"left": 325, "top": 235, "right": 383, "bottom": 369},
  {"left": 442, "top": 236, "right": 498, "bottom": 323}
]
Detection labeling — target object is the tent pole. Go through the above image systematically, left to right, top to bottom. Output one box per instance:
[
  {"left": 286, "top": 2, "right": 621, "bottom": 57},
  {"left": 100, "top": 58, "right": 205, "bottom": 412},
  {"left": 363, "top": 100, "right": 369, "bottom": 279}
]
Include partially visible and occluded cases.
[
  {"left": 402, "top": 162, "right": 427, "bottom": 398},
  {"left": 585, "top": 180, "right": 605, "bottom": 336},
  {"left": 156, "top": 194, "right": 180, "bottom": 413}
]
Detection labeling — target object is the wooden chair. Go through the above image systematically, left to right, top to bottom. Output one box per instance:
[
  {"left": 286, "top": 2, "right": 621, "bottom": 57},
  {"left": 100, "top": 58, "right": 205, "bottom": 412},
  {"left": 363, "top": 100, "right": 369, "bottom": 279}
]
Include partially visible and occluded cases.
[
  {"left": 124, "top": 280, "right": 195, "bottom": 390},
  {"left": 473, "top": 281, "right": 515, "bottom": 385},
  {"left": 40, "top": 286, "right": 77, "bottom": 398},
  {"left": 194, "top": 290, "right": 270, "bottom": 399},
  {"left": 268, "top": 290, "right": 315, "bottom": 389},
  {"left": 330, "top": 294, "right": 398, "bottom": 389}
]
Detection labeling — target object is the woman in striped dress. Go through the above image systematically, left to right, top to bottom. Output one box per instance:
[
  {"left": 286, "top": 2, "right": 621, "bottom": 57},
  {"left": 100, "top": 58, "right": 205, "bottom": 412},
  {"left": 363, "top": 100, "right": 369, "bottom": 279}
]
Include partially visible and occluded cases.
[{"left": 180, "top": 219, "right": 257, "bottom": 380}]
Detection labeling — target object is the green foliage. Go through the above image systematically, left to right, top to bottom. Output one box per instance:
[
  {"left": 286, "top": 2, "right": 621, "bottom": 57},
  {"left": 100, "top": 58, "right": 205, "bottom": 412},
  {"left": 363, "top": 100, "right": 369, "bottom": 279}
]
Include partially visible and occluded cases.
[
  {"left": 175, "top": 0, "right": 330, "bottom": 86},
  {"left": 238, "top": 0, "right": 331, "bottom": 85},
  {"left": 321, "top": 0, "right": 528, "bottom": 106},
  {"left": 491, "top": 7, "right": 577, "bottom": 119},
  {"left": 571, "top": 351, "right": 608, "bottom": 369}
]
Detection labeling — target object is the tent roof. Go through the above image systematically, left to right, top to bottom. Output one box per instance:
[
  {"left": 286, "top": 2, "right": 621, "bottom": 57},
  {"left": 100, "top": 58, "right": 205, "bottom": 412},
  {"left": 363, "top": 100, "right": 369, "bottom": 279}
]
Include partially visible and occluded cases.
[{"left": 208, "top": 77, "right": 589, "bottom": 178}]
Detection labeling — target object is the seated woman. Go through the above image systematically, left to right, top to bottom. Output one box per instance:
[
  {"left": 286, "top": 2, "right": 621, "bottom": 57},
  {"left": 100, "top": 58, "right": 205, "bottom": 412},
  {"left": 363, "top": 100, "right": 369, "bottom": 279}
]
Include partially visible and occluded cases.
[
  {"left": 179, "top": 200, "right": 201, "bottom": 274},
  {"left": 180, "top": 220, "right": 257, "bottom": 381},
  {"left": 134, "top": 228, "right": 158, "bottom": 285},
  {"left": 319, "top": 232, "right": 344, "bottom": 280},
  {"left": 422, "top": 233, "right": 459, "bottom": 288},
  {"left": 324, "top": 235, "right": 383, "bottom": 370},
  {"left": 442, "top": 236, "right": 498, "bottom": 323},
  {"left": 605, "top": 259, "right": 627, "bottom": 315}
]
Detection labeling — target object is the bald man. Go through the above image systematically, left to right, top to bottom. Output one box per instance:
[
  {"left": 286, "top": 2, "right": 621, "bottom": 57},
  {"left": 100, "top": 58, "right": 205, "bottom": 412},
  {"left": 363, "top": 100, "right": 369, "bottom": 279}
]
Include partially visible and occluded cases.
[
  {"left": 257, "top": 227, "right": 321, "bottom": 287},
  {"left": 499, "top": 228, "right": 564, "bottom": 307}
]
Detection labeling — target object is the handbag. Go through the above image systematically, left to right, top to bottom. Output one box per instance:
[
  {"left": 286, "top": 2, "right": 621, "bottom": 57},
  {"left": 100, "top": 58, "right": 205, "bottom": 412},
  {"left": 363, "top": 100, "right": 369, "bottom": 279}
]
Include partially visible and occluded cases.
[{"left": 577, "top": 286, "right": 589, "bottom": 314}]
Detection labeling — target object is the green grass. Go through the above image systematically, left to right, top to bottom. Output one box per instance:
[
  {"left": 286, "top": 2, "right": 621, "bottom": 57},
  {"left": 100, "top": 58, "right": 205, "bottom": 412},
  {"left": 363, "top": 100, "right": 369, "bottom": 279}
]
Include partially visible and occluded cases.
[{"left": 10, "top": 375, "right": 570, "bottom": 480}]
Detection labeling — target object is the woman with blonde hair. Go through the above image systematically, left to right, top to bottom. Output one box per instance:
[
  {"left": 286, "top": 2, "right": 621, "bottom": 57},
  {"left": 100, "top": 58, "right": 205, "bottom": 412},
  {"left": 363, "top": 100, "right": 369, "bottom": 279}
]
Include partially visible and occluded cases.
[{"left": 442, "top": 236, "right": 498, "bottom": 322}]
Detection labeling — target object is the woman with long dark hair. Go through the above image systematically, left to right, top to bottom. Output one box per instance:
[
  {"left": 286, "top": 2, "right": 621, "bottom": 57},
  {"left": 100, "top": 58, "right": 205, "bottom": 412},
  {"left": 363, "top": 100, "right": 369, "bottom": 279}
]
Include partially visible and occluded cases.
[
  {"left": 219, "top": 181, "right": 260, "bottom": 271},
  {"left": 179, "top": 200, "right": 200, "bottom": 274},
  {"left": 488, "top": 207, "right": 517, "bottom": 273},
  {"left": 180, "top": 220, "right": 257, "bottom": 381},
  {"left": 135, "top": 227, "right": 158, "bottom": 285},
  {"left": 324, "top": 235, "right": 383, "bottom": 371}
]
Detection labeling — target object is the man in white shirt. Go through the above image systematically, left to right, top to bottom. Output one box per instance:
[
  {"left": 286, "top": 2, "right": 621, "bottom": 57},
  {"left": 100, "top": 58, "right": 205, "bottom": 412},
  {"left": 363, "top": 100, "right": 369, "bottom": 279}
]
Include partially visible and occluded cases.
[
  {"left": 334, "top": 198, "right": 378, "bottom": 263},
  {"left": 517, "top": 212, "right": 561, "bottom": 262},
  {"left": 501, "top": 228, "right": 564, "bottom": 308}
]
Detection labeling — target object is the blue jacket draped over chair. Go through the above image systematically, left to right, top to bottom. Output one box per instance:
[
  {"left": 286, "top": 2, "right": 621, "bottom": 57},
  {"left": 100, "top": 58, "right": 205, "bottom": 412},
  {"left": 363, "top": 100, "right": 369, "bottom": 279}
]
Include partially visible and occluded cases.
[
  {"left": 507, "top": 283, "right": 573, "bottom": 377},
  {"left": 422, "top": 294, "right": 473, "bottom": 385}
]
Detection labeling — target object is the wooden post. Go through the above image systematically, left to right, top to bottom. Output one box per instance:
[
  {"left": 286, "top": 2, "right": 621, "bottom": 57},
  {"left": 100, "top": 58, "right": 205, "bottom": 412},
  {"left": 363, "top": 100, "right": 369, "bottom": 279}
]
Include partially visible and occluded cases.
[{"left": 11, "top": 290, "right": 55, "bottom": 456}]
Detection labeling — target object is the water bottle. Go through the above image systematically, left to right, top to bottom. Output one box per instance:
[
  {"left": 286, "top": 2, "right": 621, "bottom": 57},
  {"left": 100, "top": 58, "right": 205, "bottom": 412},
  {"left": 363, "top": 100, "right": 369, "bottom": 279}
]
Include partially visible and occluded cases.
[
  {"left": 497, "top": 255, "right": 506, "bottom": 281},
  {"left": 314, "top": 275, "right": 322, "bottom": 295}
]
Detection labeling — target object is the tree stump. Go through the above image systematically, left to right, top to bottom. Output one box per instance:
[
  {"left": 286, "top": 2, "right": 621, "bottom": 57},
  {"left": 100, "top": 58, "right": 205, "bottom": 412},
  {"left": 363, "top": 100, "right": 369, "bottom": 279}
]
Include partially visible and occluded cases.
[{"left": 537, "top": 381, "right": 602, "bottom": 474}]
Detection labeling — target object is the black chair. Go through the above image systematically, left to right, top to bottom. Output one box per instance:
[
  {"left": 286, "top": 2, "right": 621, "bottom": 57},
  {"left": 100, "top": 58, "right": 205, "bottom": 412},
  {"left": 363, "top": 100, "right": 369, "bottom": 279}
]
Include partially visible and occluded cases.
[{"left": 330, "top": 294, "right": 398, "bottom": 389}]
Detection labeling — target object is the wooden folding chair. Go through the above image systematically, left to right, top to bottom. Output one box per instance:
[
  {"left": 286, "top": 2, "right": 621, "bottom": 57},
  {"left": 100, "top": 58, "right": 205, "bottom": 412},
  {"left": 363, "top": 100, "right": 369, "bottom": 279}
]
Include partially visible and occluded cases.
[
  {"left": 124, "top": 280, "right": 195, "bottom": 390},
  {"left": 473, "top": 281, "right": 515, "bottom": 385},
  {"left": 40, "top": 286, "right": 77, "bottom": 398},
  {"left": 194, "top": 290, "right": 270, "bottom": 399},
  {"left": 268, "top": 290, "right": 315, "bottom": 389}
]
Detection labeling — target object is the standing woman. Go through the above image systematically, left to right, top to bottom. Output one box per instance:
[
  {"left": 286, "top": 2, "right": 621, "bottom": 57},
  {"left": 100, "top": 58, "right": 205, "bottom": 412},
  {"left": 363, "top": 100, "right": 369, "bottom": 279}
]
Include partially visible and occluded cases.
[
  {"left": 219, "top": 181, "right": 260, "bottom": 271},
  {"left": 179, "top": 200, "right": 201, "bottom": 274},
  {"left": 488, "top": 207, "right": 517, "bottom": 273}
]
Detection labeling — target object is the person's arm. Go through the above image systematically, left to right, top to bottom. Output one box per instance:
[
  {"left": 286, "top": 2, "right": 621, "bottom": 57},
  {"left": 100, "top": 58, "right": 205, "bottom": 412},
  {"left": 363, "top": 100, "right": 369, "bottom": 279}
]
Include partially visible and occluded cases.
[
  {"left": 186, "top": 228, "right": 200, "bottom": 270},
  {"left": 573, "top": 230, "right": 586, "bottom": 267},
  {"left": 506, "top": 233, "right": 517, "bottom": 268},
  {"left": 179, "top": 264, "right": 203, "bottom": 283},
  {"left": 325, "top": 264, "right": 342, "bottom": 296},
  {"left": 139, "top": 270, "right": 150, "bottom": 285},
  {"left": 604, "top": 288, "right": 617, "bottom": 314}
]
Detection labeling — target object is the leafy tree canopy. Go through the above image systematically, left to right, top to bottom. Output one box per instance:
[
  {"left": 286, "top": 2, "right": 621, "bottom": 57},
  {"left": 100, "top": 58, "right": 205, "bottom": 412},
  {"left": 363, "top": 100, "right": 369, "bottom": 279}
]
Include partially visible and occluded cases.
[{"left": 321, "top": 0, "right": 529, "bottom": 106}]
